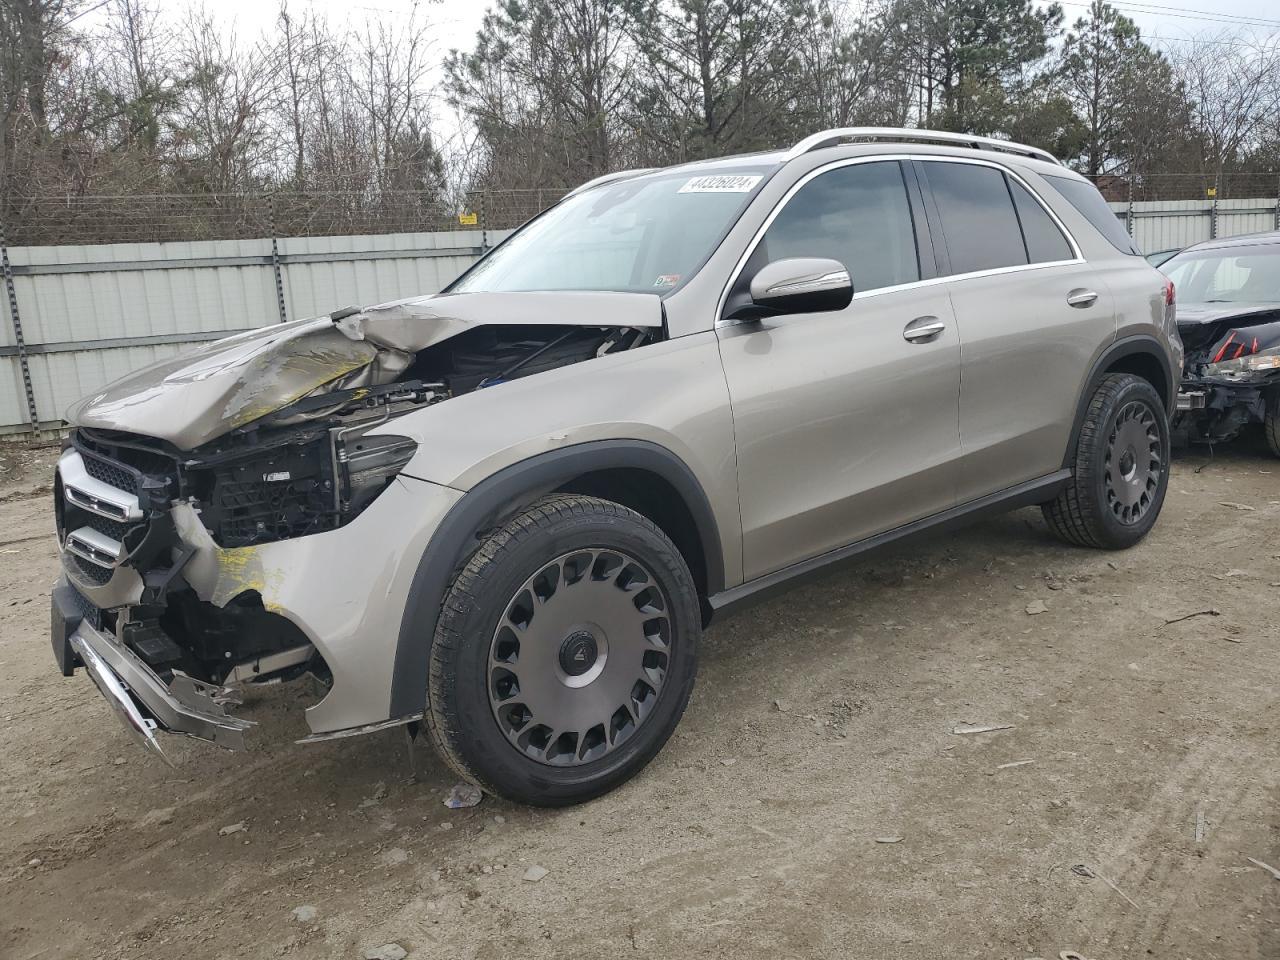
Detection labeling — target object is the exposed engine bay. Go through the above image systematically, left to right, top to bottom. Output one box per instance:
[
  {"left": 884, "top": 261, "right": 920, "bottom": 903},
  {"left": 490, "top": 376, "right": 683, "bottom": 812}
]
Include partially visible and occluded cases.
[
  {"left": 54, "top": 297, "right": 662, "bottom": 713},
  {"left": 1174, "top": 309, "right": 1280, "bottom": 446}
]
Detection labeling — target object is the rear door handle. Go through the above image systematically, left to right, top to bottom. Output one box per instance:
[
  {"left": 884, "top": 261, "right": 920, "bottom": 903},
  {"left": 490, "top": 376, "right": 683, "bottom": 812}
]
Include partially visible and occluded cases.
[
  {"left": 1067, "top": 289, "right": 1098, "bottom": 308},
  {"left": 903, "top": 316, "right": 946, "bottom": 343}
]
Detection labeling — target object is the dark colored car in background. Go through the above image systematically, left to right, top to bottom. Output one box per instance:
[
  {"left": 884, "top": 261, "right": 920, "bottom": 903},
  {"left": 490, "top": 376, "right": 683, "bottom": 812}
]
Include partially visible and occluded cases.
[{"left": 1163, "top": 232, "right": 1280, "bottom": 456}]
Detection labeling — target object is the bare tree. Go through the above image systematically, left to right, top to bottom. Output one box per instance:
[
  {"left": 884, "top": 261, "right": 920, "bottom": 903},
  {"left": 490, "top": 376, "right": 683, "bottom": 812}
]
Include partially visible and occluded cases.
[
  {"left": 1, "top": 0, "right": 77, "bottom": 205},
  {"left": 447, "top": 0, "right": 634, "bottom": 190},
  {"left": 789, "top": 0, "right": 916, "bottom": 129},
  {"left": 273, "top": 2, "right": 326, "bottom": 188},
  {"left": 172, "top": 7, "right": 278, "bottom": 192},
  {"left": 349, "top": 9, "right": 441, "bottom": 195},
  {"left": 1173, "top": 34, "right": 1280, "bottom": 184}
]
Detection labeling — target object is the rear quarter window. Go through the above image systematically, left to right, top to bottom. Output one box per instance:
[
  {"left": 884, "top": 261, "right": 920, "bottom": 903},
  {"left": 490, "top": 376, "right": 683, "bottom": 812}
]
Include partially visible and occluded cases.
[
  {"left": 1043, "top": 174, "right": 1141, "bottom": 255},
  {"left": 1009, "top": 180, "right": 1074, "bottom": 263}
]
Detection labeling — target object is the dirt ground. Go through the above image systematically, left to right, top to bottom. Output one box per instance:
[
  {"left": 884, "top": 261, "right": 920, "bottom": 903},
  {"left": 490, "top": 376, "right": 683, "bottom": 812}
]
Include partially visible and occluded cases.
[{"left": 1, "top": 436, "right": 1278, "bottom": 960}]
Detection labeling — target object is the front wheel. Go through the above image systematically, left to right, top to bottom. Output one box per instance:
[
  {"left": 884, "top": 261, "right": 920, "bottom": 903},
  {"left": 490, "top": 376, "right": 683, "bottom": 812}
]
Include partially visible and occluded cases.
[
  {"left": 1043, "top": 373, "right": 1170, "bottom": 549},
  {"left": 1264, "top": 390, "right": 1280, "bottom": 458},
  {"left": 424, "top": 495, "right": 701, "bottom": 806}
]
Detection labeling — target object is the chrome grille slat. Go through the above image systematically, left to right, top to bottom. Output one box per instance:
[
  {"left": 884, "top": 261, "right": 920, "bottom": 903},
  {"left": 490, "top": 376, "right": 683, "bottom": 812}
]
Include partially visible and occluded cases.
[
  {"left": 57, "top": 442, "right": 160, "bottom": 594},
  {"left": 58, "top": 450, "right": 143, "bottom": 522},
  {"left": 65, "top": 525, "right": 126, "bottom": 569}
]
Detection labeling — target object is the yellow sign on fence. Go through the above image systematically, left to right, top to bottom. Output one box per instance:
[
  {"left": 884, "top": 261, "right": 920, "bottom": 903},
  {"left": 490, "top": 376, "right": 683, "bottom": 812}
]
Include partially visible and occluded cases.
[{"left": 458, "top": 211, "right": 478, "bottom": 226}]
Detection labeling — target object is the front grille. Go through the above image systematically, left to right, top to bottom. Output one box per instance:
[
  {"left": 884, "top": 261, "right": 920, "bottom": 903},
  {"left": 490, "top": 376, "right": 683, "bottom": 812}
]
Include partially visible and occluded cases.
[
  {"left": 61, "top": 430, "right": 176, "bottom": 588},
  {"left": 80, "top": 450, "right": 139, "bottom": 496},
  {"left": 85, "top": 512, "right": 130, "bottom": 543},
  {"left": 71, "top": 553, "right": 115, "bottom": 585},
  {"left": 65, "top": 581, "right": 103, "bottom": 626}
]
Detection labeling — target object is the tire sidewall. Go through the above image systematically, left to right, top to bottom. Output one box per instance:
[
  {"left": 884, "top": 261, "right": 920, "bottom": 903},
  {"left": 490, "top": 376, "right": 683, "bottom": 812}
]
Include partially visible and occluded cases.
[
  {"left": 1086, "top": 377, "right": 1170, "bottom": 546},
  {"left": 1265, "top": 387, "right": 1280, "bottom": 458},
  {"left": 434, "top": 503, "right": 700, "bottom": 805}
]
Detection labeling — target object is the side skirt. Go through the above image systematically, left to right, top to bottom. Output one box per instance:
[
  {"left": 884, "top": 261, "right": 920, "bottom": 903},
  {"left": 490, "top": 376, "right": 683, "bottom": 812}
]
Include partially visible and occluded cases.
[{"left": 706, "top": 469, "right": 1071, "bottom": 621}]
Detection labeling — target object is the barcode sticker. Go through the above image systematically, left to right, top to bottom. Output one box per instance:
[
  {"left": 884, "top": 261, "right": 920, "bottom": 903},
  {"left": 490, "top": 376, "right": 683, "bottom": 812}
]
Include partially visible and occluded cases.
[{"left": 678, "top": 175, "right": 762, "bottom": 194}]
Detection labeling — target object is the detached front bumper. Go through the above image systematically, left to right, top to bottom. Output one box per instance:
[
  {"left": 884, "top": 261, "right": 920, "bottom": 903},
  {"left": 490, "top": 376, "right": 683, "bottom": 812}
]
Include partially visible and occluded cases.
[
  {"left": 1173, "top": 374, "right": 1274, "bottom": 439},
  {"left": 1176, "top": 389, "right": 1207, "bottom": 411},
  {"left": 53, "top": 578, "right": 254, "bottom": 761}
]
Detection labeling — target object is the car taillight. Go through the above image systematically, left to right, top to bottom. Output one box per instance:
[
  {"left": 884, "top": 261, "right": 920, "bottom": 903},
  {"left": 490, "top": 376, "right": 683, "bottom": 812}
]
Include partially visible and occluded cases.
[{"left": 1164, "top": 278, "right": 1175, "bottom": 307}]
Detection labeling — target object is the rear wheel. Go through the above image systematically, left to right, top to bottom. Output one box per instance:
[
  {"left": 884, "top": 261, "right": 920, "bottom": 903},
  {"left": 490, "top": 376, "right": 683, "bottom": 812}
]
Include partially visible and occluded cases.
[
  {"left": 1043, "top": 373, "right": 1170, "bottom": 549},
  {"left": 424, "top": 495, "right": 700, "bottom": 806}
]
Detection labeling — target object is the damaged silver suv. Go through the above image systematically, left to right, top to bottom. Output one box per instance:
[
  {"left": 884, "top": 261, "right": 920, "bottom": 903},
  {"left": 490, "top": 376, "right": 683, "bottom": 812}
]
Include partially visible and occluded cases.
[{"left": 50, "top": 129, "right": 1183, "bottom": 805}]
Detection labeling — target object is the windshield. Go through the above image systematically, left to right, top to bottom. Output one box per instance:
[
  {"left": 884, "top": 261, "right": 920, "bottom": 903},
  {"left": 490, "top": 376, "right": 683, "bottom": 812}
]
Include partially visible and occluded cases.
[
  {"left": 450, "top": 168, "right": 771, "bottom": 295},
  {"left": 1163, "top": 243, "right": 1280, "bottom": 304}
]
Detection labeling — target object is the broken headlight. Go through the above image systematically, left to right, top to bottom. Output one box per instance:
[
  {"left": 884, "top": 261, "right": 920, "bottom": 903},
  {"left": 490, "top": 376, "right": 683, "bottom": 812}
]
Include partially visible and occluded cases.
[
  {"left": 1204, "top": 345, "right": 1280, "bottom": 381},
  {"left": 336, "top": 433, "right": 418, "bottom": 520}
]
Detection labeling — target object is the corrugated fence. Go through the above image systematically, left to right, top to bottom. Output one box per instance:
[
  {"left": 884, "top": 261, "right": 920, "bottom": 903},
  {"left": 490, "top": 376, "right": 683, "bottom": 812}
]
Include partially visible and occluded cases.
[
  {"left": 3, "top": 196, "right": 1280, "bottom": 436},
  {"left": 1120, "top": 197, "right": 1280, "bottom": 253},
  {"left": 1, "top": 229, "right": 511, "bottom": 436}
]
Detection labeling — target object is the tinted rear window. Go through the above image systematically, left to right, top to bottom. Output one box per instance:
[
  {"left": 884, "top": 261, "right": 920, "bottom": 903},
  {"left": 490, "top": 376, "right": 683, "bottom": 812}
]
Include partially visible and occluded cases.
[
  {"left": 922, "top": 161, "right": 1028, "bottom": 275},
  {"left": 1043, "top": 174, "right": 1140, "bottom": 255}
]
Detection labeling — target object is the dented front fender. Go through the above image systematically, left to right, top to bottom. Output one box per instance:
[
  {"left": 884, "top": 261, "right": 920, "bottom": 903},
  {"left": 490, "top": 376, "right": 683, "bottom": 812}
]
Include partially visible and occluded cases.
[{"left": 170, "top": 477, "right": 462, "bottom": 734}]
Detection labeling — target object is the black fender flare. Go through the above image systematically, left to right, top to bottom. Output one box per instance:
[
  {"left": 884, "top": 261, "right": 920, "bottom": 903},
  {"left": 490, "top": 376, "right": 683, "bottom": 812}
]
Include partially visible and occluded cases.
[
  {"left": 1061, "top": 334, "right": 1177, "bottom": 471},
  {"left": 388, "top": 439, "right": 724, "bottom": 718}
]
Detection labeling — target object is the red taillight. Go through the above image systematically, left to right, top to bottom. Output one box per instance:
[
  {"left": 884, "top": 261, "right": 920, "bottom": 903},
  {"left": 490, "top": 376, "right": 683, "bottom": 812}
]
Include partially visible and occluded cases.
[{"left": 1164, "top": 278, "right": 1176, "bottom": 307}]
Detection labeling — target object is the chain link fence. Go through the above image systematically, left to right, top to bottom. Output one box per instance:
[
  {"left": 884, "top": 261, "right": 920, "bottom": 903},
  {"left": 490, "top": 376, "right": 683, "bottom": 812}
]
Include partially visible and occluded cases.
[
  {"left": 1085, "top": 172, "right": 1280, "bottom": 203},
  {"left": 7, "top": 174, "right": 1279, "bottom": 247},
  {"left": 2, "top": 189, "right": 569, "bottom": 247}
]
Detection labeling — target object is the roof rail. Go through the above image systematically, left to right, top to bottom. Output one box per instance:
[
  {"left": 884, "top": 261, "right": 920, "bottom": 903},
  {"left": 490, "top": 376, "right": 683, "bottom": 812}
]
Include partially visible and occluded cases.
[
  {"left": 784, "top": 127, "right": 1062, "bottom": 166},
  {"left": 565, "top": 168, "right": 658, "bottom": 198}
]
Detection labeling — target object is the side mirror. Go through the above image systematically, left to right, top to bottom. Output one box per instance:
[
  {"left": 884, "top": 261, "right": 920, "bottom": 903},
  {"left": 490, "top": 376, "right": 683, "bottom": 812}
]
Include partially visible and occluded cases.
[{"left": 748, "top": 257, "right": 853, "bottom": 315}]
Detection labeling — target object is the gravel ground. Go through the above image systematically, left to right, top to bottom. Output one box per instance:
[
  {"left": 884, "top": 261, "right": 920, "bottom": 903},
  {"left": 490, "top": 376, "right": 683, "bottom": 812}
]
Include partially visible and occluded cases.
[{"left": 1, "top": 438, "right": 1278, "bottom": 960}]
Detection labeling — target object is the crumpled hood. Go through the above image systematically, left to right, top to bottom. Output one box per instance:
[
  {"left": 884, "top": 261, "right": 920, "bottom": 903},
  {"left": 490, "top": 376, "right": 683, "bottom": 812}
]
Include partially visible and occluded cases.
[
  {"left": 65, "top": 290, "right": 663, "bottom": 450},
  {"left": 334, "top": 290, "right": 662, "bottom": 350},
  {"left": 1176, "top": 301, "right": 1280, "bottom": 327}
]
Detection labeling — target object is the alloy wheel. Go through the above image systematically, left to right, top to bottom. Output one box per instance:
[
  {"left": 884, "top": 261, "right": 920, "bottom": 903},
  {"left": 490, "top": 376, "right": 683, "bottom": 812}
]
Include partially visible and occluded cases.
[
  {"left": 1104, "top": 399, "right": 1163, "bottom": 525},
  {"left": 488, "top": 549, "right": 672, "bottom": 766}
]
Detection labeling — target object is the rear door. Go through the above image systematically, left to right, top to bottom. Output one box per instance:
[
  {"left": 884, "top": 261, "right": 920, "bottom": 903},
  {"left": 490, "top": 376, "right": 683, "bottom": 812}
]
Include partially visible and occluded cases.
[
  {"left": 716, "top": 159, "right": 962, "bottom": 580},
  {"left": 915, "top": 159, "right": 1115, "bottom": 503}
]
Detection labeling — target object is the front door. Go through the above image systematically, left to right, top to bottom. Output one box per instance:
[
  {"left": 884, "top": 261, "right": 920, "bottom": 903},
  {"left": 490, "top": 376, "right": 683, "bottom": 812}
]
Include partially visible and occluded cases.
[{"left": 716, "top": 159, "right": 963, "bottom": 581}]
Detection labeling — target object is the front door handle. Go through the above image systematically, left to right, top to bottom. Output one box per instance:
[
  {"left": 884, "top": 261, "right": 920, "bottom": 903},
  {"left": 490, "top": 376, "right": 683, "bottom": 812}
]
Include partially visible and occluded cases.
[
  {"left": 1067, "top": 289, "right": 1098, "bottom": 308},
  {"left": 903, "top": 315, "right": 946, "bottom": 343}
]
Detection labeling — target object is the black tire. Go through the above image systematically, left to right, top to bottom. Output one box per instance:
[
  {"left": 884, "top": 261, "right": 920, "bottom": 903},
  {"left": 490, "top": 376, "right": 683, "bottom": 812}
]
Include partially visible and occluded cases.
[
  {"left": 1043, "top": 373, "right": 1170, "bottom": 549},
  {"left": 1265, "top": 390, "right": 1280, "bottom": 458},
  {"left": 424, "top": 494, "right": 700, "bottom": 806}
]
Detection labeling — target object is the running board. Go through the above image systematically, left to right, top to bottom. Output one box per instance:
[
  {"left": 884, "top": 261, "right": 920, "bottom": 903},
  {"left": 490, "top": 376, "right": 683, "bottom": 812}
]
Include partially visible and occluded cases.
[{"left": 707, "top": 470, "right": 1071, "bottom": 619}]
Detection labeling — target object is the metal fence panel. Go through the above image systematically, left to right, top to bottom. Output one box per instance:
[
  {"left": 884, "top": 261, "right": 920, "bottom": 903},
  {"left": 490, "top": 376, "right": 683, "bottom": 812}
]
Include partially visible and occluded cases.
[
  {"left": 6, "top": 189, "right": 1280, "bottom": 435},
  {"left": 1108, "top": 198, "right": 1280, "bottom": 253},
  {"left": 1215, "top": 199, "right": 1280, "bottom": 240},
  {"left": 1124, "top": 200, "right": 1213, "bottom": 252},
  {"left": 1, "top": 228, "right": 509, "bottom": 435},
  {"left": 279, "top": 230, "right": 510, "bottom": 319},
  {"left": 2, "top": 238, "right": 279, "bottom": 348},
  {"left": 22, "top": 343, "right": 189, "bottom": 431}
]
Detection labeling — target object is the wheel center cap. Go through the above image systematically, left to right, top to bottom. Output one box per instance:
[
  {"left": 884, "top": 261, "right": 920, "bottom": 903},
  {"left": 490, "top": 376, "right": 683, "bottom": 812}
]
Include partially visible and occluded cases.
[
  {"left": 1119, "top": 447, "right": 1137, "bottom": 481},
  {"left": 559, "top": 631, "right": 599, "bottom": 677}
]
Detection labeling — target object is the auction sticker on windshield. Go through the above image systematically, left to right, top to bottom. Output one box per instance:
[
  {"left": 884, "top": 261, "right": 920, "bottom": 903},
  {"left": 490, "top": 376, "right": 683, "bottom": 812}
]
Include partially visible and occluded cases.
[{"left": 678, "top": 175, "right": 762, "bottom": 193}]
